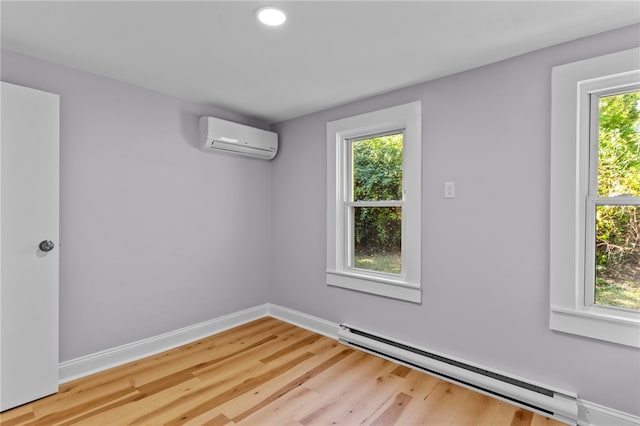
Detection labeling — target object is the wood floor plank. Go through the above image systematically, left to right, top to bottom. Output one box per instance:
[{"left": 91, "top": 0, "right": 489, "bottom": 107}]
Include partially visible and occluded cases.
[
  {"left": 0, "top": 318, "right": 567, "bottom": 426},
  {"left": 192, "top": 329, "right": 312, "bottom": 379},
  {"left": 259, "top": 334, "right": 323, "bottom": 364},
  {"left": 210, "top": 338, "right": 349, "bottom": 422},
  {"left": 215, "top": 343, "right": 347, "bottom": 422},
  {"left": 231, "top": 347, "right": 355, "bottom": 423},
  {"left": 235, "top": 350, "right": 379, "bottom": 425},
  {"left": 164, "top": 352, "right": 316, "bottom": 425},
  {"left": 293, "top": 352, "right": 375, "bottom": 425},
  {"left": 297, "top": 355, "right": 404, "bottom": 425},
  {"left": 123, "top": 360, "right": 270, "bottom": 425},
  {"left": 390, "top": 364, "right": 412, "bottom": 378},
  {"left": 345, "top": 369, "right": 408, "bottom": 425},
  {"left": 386, "top": 369, "right": 442, "bottom": 425},
  {"left": 21, "top": 374, "right": 133, "bottom": 421},
  {"left": 410, "top": 381, "right": 469, "bottom": 425},
  {"left": 24, "top": 386, "right": 141, "bottom": 426},
  {"left": 235, "top": 386, "right": 321, "bottom": 426},
  {"left": 447, "top": 389, "right": 497, "bottom": 425},
  {"left": 55, "top": 390, "right": 147, "bottom": 426},
  {"left": 370, "top": 392, "right": 413, "bottom": 426},
  {"left": 480, "top": 397, "right": 534, "bottom": 426},
  {"left": 511, "top": 408, "right": 535, "bottom": 426},
  {"left": 0, "top": 411, "right": 35, "bottom": 426},
  {"left": 530, "top": 411, "right": 563, "bottom": 426},
  {"left": 198, "top": 413, "right": 234, "bottom": 426}
]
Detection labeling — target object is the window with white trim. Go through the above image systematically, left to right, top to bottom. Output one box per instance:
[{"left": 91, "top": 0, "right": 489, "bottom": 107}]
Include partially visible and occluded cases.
[
  {"left": 550, "top": 48, "right": 640, "bottom": 347},
  {"left": 326, "top": 102, "right": 422, "bottom": 303}
]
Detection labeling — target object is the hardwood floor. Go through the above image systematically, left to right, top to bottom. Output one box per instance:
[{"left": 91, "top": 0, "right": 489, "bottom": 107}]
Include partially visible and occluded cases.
[{"left": 1, "top": 318, "right": 565, "bottom": 425}]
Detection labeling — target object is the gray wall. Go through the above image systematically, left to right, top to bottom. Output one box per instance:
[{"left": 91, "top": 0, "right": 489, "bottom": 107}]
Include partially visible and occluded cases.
[
  {"left": 270, "top": 25, "right": 640, "bottom": 415},
  {"left": 1, "top": 50, "right": 272, "bottom": 362}
]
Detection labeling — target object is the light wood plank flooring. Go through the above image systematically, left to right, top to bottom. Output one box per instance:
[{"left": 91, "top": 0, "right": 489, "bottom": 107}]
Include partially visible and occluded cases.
[{"left": 1, "top": 317, "right": 565, "bottom": 425}]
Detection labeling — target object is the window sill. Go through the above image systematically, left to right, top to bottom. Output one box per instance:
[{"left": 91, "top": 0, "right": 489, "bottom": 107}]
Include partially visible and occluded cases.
[
  {"left": 326, "top": 270, "right": 422, "bottom": 303},
  {"left": 550, "top": 306, "right": 640, "bottom": 348}
]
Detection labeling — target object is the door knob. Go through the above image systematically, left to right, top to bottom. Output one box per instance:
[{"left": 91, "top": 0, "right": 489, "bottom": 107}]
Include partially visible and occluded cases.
[{"left": 39, "top": 240, "right": 54, "bottom": 252}]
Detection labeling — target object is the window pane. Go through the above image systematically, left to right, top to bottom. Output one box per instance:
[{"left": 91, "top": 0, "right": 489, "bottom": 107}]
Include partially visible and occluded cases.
[
  {"left": 597, "top": 91, "right": 640, "bottom": 197},
  {"left": 352, "top": 133, "right": 403, "bottom": 201},
  {"left": 595, "top": 205, "right": 640, "bottom": 310},
  {"left": 353, "top": 206, "right": 401, "bottom": 274}
]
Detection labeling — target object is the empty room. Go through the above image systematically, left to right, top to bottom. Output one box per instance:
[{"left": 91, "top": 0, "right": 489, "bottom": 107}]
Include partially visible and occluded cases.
[{"left": 1, "top": 1, "right": 639, "bottom": 425}]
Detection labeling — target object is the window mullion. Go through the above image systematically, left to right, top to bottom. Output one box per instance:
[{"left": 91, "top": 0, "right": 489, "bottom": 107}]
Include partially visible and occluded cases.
[
  {"left": 584, "top": 93, "right": 600, "bottom": 307},
  {"left": 588, "top": 93, "right": 600, "bottom": 197},
  {"left": 590, "top": 196, "right": 640, "bottom": 205},
  {"left": 584, "top": 198, "right": 597, "bottom": 306},
  {"left": 347, "top": 200, "right": 403, "bottom": 207}
]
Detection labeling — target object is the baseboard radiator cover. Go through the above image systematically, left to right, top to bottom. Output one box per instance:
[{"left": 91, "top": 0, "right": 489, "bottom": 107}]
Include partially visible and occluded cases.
[{"left": 338, "top": 324, "right": 578, "bottom": 424}]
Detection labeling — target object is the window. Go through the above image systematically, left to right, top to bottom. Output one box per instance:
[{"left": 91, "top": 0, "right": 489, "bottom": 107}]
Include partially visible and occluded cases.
[
  {"left": 550, "top": 48, "right": 640, "bottom": 347},
  {"left": 587, "top": 89, "right": 640, "bottom": 311},
  {"left": 327, "top": 102, "right": 422, "bottom": 303},
  {"left": 351, "top": 133, "right": 403, "bottom": 274}
]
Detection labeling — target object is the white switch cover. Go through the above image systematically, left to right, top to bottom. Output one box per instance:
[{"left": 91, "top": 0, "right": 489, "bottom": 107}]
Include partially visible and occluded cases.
[{"left": 444, "top": 181, "right": 456, "bottom": 198}]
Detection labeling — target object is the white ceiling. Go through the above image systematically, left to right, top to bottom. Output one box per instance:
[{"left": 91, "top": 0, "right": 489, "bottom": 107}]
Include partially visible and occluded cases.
[{"left": 2, "top": 1, "right": 639, "bottom": 123}]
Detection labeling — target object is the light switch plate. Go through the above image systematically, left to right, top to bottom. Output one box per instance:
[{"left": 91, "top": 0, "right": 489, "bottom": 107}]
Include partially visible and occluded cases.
[{"left": 444, "top": 181, "right": 456, "bottom": 198}]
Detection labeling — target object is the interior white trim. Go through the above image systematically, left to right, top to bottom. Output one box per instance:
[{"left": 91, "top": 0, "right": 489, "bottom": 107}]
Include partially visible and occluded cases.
[
  {"left": 549, "top": 47, "right": 640, "bottom": 348},
  {"left": 326, "top": 101, "right": 422, "bottom": 303},
  {"left": 326, "top": 270, "right": 422, "bottom": 303},
  {"left": 56, "top": 303, "right": 639, "bottom": 425},
  {"left": 266, "top": 303, "right": 338, "bottom": 339},
  {"left": 58, "top": 304, "right": 269, "bottom": 384},
  {"left": 578, "top": 400, "right": 640, "bottom": 426}
]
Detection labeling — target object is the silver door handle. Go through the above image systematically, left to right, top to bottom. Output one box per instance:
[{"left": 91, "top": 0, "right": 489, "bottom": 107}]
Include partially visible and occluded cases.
[{"left": 39, "top": 240, "right": 54, "bottom": 252}]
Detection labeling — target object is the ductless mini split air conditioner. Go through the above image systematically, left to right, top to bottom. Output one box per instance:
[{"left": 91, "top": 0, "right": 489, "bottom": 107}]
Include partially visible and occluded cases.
[{"left": 199, "top": 116, "right": 278, "bottom": 160}]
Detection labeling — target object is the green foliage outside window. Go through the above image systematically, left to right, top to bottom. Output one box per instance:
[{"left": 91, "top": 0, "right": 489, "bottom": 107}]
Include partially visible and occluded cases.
[
  {"left": 595, "top": 91, "right": 640, "bottom": 310},
  {"left": 352, "top": 134, "right": 403, "bottom": 273},
  {"left": 353, "top": 134, "right": 403, "bottom": 202}
]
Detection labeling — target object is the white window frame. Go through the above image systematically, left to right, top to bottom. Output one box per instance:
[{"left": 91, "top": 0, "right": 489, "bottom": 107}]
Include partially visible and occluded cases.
[
  {"left": 550, "top": 48, "right": 640, "bottom": 348},
  {"left": 584, "top": 84, "right": 640, "bottom": 306},
  {"left": 327, "top": 102, "right": 422, "bottom": 303}
]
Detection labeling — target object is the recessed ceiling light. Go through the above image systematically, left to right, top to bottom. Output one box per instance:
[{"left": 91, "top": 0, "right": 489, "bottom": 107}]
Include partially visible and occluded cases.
[{"left": 256, "top": 7, "right": 286, "bottom": 26}]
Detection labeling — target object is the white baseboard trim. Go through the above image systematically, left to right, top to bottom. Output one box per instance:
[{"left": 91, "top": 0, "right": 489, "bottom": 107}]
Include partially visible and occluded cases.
[
  {"left": 266, "top": 303, "right": 338, "bottom": 339},
  {"left": 58, "top": 304, "right": 269, "bottom": 384},
  {"left": 578, "top": 399, "right": 640, "bottom": 426}
]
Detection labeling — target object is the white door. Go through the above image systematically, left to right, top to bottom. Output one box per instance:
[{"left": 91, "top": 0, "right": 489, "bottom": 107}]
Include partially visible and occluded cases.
[{"left": 1, "top": 82, "right": 60, "bottom": 411}]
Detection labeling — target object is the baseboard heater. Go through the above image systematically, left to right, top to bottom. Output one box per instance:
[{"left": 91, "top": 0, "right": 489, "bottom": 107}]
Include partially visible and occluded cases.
[{"left": 338, "top": 324, "right": 578, "bottom": 425}]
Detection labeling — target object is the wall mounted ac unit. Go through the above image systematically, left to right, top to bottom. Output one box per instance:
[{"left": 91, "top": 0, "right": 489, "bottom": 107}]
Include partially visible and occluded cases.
[{"left": 199, "top": 116, "right": 278, "bottom": 160}]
